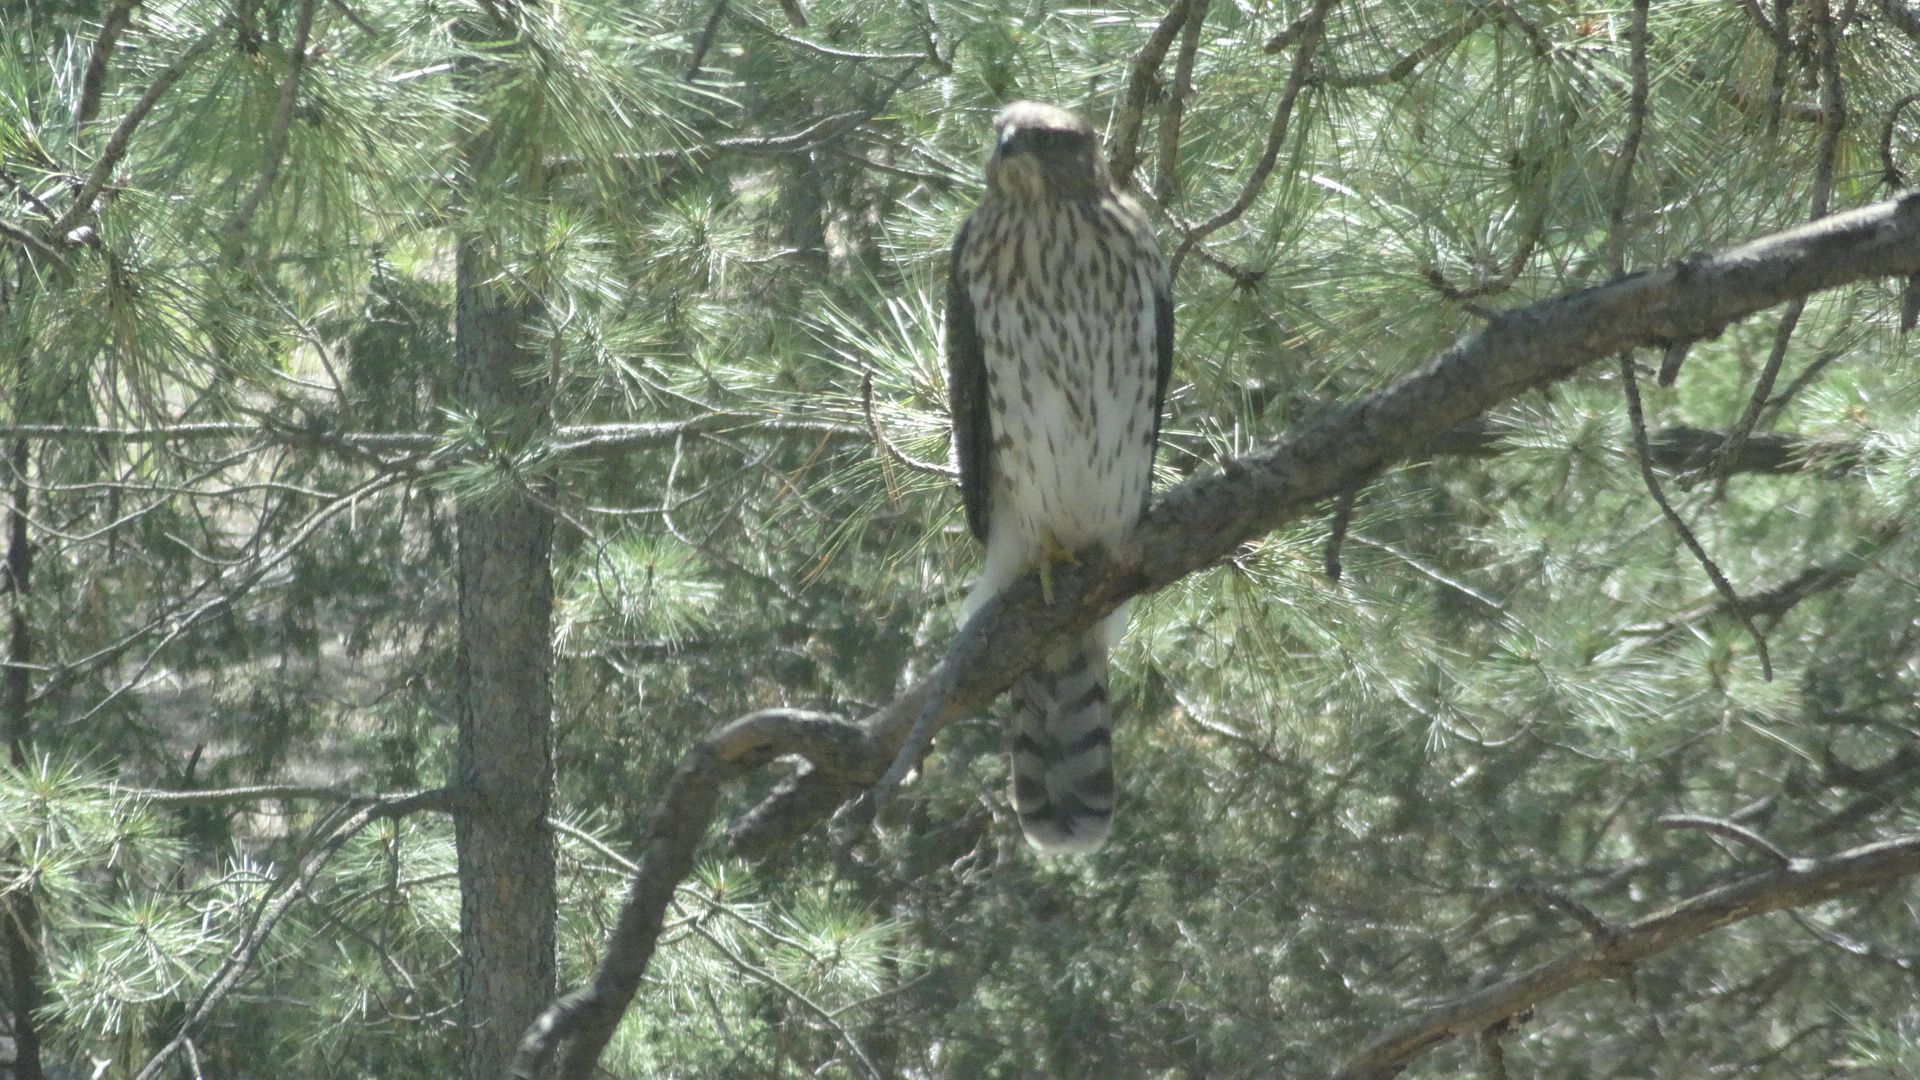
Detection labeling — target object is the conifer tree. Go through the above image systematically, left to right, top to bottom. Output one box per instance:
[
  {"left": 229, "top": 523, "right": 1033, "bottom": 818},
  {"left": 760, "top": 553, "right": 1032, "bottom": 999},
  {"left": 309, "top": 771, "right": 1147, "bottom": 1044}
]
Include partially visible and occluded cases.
[{"left": 0, "top": 2, "right": 1917, "bottom": 1078}]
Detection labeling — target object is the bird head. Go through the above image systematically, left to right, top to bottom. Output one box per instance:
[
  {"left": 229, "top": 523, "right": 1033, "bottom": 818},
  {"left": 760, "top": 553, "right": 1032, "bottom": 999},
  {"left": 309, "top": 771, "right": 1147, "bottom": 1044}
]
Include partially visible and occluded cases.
[{"left": 985, "top": 101, "right": 1111, "bottom": 203}]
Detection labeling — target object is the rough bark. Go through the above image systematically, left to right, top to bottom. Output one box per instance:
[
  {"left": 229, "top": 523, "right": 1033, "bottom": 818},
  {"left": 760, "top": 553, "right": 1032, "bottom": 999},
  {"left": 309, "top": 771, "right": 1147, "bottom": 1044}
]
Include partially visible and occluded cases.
[
  {"left": 453, "top": 11, "right": 559, "bottom": 1077},
  {"left": 454, "top": 238, "right": 559, "bottom": 1080},
  {"left": 3, "top": 436, "right": 44, "bottom": 1080}
]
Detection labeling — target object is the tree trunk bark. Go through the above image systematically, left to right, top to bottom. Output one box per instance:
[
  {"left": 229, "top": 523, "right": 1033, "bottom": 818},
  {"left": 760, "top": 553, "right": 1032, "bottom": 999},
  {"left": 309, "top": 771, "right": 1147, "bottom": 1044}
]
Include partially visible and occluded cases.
[
  {"left": 452, "top": 13, "right": 558, "bottom": 1074},
  {"left": 454, "top": 241, "right": 558, "bottom": 1079},
  {"left": 3, "top": 435, "right": 45, "bottom": 1080}
]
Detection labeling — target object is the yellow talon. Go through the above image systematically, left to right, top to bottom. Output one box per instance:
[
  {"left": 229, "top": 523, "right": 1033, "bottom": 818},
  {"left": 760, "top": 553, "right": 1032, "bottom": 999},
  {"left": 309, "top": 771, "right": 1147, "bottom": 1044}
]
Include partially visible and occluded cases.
[{"left": 1036, "top": 532, "right": 1078, "bottom": 606}]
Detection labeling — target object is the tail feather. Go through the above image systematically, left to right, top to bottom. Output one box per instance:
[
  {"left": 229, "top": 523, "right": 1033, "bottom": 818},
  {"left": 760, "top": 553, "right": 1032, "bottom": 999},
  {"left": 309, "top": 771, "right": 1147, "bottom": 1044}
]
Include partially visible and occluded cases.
[{"left": 1008, "top": 629, "right": 1115, "bottom": 855}]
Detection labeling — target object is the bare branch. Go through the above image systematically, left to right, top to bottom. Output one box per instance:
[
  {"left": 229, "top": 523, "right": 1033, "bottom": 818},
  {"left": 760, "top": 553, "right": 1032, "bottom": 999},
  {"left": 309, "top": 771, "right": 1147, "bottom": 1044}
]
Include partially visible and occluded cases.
[
  {"left": 127, "top": 783, "right": 454, "bottom": 809},
  {"left": 1659, "top": 814, "right": 1795, "bottom": 867},
  {"left": 1335, "top": 833, "right": 1920, "bottom": 1079}
]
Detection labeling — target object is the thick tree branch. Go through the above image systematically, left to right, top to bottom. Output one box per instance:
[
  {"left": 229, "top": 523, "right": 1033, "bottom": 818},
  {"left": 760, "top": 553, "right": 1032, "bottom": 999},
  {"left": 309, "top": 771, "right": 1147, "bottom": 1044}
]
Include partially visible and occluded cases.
[
  {"left": 519, "top": 193, "right": 1920, "bottom": 1080},
  {"left": 1334, "top": 833, "right": 1920, "bottom": 1079}
]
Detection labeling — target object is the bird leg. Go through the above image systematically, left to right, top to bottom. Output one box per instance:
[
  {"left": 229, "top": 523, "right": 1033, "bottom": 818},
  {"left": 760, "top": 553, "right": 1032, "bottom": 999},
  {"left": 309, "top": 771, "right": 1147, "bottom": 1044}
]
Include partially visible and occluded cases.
[{"left": 1036, "top": 530, "right": 1078, "bottom": 606}]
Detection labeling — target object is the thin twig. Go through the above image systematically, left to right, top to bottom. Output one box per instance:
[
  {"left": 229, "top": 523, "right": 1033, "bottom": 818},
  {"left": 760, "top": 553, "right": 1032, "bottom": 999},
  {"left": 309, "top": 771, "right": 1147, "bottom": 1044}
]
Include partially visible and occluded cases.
[
  {"left": 76, "top": 0, "right": 137, "bottom": 129},
  {"left": 327, "top": 0, "right": 379, "bottom": 36},
  {"left": 686, "top": 0, "right": 730, "bottom": 81},
  {"left": 1153, "top": 0, "right": 1210, "bottom": 204},
  {"left": 1171, "top": 0, "right": 1332, "bottom": 278},
  {"left": 1601, "top": 0, "right": 1650, "bottom": 279},
  {"left": 1708, "top": 0, "right": 1846, "bottom": 479},
  {"left": 1765, "top": 0, "right": 1793, "bottom": 136},
  {"left": 1885, "top": 0, "right": 1920, "bottom": 42},
  {"left": 1262, "top": 5, "right": 1325, "bottom": 52},
  {"left": 726, "top": 6, "right": 921, "bottom": 61},
  {"left": 1318, "top": 6, "right": 1490, "bottom": 89},
  {"left": 1878, "top": 91, "right": 1920, "bottom": 187},
  {"left": 0, "top": 219, "right": 71, "bottom": 272},
  {"left": 1619, "top": 356, "right": 1773, "bottom": 679},
  {"left": 861, "top": 371, "right": 955, "bottom": 481},
  {"left": 1323, "top": 487, "right": 1354, "bottom": 581},
  {"left": 870, "top": 660, "right": 957, "bottom": 810},
  {"left": 509, "top": 710, "right": 872, "bottom": 1080},
  {"left": 128, "top": 783, "right": 453, "bottom": 808},
  {"left": 130, "top": 791, "right": 443, "bottom": 1080},
  {"left": 1658, "top": 814, "right": 1795, "bottom": 867},
  {"left": 1337, "top": 833, "right": 1920, "bottom": 1078},
  {"left": 1504, "top": 883, "right": 1615, "bottom": 941},
  {"left": 682, "top": 918, "right": 885, "bottom": 1080},
  {"left": 1477, "top": 1023, "right": 1510, "bottom": 1080}
]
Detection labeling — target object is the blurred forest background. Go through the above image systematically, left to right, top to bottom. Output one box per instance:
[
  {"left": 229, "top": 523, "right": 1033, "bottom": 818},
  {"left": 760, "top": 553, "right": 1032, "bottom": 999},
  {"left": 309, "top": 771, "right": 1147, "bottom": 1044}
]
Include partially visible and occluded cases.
[{"left": 2, "top": 0, "right": 1918, "bottom": 1077}]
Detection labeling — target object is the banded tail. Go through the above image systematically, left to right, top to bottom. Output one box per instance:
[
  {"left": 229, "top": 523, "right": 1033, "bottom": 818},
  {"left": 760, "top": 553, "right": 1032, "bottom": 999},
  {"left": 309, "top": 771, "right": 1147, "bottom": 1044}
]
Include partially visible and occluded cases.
[{"left": 1008, "top": 628, "right": 1115, "bottom": 855}]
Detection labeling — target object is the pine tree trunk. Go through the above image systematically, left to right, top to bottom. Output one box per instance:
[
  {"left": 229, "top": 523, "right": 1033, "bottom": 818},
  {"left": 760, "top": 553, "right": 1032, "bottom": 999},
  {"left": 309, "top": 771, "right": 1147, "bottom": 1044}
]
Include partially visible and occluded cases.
[
  {"left": 451, "top": 11, "right": 558, "bottom": 1072},
  {"left": 453, "top": 241, "right": 558, "bottom": 1078},
  {"left": 3, "top": 436, "right": 44, "bottom": 1080}
]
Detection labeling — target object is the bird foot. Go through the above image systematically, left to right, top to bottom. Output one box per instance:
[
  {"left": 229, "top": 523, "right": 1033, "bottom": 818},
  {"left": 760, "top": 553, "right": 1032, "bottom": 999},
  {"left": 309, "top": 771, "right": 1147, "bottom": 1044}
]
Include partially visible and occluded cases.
[{"left": 1036, "top": 533, "right": 1079, "bottom": 606}]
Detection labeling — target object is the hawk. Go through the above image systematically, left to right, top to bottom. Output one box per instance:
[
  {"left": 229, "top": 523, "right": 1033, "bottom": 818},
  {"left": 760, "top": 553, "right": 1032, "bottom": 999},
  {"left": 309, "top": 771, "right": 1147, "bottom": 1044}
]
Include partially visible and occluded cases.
[{"left": 946, "top": 102, "right": 1173, "bottom": 855}]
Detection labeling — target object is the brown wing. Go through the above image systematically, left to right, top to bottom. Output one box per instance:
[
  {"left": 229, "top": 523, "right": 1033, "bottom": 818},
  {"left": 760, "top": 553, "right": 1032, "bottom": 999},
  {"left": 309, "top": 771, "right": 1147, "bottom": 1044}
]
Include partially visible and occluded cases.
[{"left": 947, "top": 218, "right": 994, "bottom": 542}]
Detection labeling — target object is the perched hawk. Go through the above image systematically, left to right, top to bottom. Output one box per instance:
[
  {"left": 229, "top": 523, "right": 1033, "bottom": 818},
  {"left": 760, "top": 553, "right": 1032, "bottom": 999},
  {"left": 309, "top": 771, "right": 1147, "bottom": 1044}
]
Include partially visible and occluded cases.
[{"left": 946, "top": 102, "right": 1173, "bottom": 855}]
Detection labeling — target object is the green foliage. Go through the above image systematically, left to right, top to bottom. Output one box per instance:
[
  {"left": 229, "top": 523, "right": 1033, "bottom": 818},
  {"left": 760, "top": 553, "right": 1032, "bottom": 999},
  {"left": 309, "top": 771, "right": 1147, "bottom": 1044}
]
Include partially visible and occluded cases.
[{"left": 1, "top": 0, "right": 1917, "bottom": 1077}]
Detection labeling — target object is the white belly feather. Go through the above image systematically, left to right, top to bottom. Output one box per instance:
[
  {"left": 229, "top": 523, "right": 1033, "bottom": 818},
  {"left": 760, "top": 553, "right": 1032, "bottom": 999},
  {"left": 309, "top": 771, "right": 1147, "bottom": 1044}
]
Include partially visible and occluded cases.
[{"left": 959, "top": 201, "right": 1162, "bottom": 628}]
